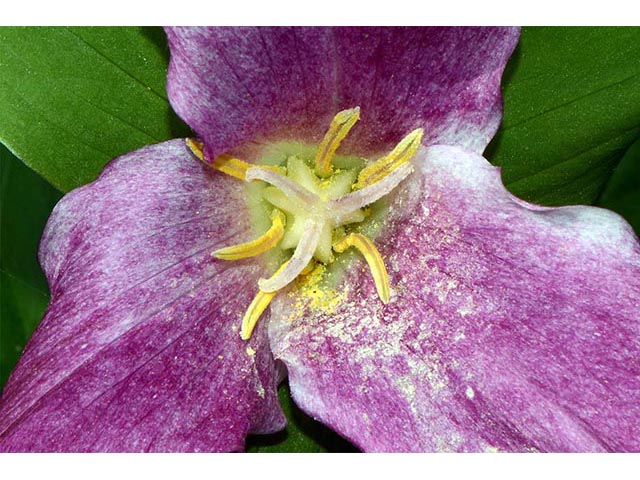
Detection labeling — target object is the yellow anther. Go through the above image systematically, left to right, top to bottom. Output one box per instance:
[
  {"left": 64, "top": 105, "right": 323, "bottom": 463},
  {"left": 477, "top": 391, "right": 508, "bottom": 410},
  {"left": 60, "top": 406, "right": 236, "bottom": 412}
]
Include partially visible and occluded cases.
[
  {"left": 314, "top": 107, "right": 361, "bottom": 178},
  {"left": 217, "top": 108, "right": 418, "bottom": 337},
  {"left": 355, "top": 128, "right": 423, "bottom": 189},
  {"left": 185, "top": 138, "right": 281, "bottom": 180},
  {"left": 186, "top": 138, "right": 205, "bottom": 160},
  {"left": 211, "top": 154, "right": 255, "bottom": 180},
  {"left": 213, "top": 210, "right": 286, "bottom": 260},
  {"left": 333, "top": 233, "right": 390, "bottom": 304},
  {"left": 241, "top": 262, "right": 289, "bottom": 340},
  {"left": 241, "top": 289, "right": 277, "bottom": 340}
]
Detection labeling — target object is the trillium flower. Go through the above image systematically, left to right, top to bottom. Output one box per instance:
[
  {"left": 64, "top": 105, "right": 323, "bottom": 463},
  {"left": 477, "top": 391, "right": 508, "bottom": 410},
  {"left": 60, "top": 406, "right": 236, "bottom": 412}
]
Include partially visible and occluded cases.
[{"left": 1, "top": 27, "right": 639, "bottom": 452}]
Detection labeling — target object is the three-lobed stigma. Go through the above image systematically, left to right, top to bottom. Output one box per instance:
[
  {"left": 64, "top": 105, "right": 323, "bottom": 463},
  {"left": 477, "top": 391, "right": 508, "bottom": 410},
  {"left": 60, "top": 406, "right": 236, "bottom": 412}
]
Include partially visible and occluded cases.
[{"left": 187, "top": 108, "right": 423, "bottom": 340}]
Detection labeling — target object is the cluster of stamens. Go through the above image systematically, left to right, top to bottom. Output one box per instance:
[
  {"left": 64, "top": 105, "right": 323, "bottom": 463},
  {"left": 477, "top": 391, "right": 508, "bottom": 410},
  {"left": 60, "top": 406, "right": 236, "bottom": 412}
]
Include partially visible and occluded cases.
[{"left": 186, "top": 107, "right": 423, "bottom": 340}]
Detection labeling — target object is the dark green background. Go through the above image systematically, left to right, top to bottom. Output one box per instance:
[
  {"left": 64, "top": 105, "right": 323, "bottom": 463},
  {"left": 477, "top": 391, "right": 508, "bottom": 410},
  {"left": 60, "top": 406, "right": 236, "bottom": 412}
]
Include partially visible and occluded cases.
[{"left": 1, "top": 27, "right": 639, "bottom": 452}]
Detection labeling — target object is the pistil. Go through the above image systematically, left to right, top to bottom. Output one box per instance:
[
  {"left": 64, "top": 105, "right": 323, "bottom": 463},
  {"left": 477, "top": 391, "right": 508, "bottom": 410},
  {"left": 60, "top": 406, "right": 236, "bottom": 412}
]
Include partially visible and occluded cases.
[
  {"left": 188, "top": 106, "right": 423, "bottom": 340},
  {"left": 329, "top": 163, "right": 414, "bottom": 217},
  {"left": 245, "top": 167, "right": 319, "bottom": 209},
  {"left": 258, "top": 219, "right": 324, "bottom": 293}
]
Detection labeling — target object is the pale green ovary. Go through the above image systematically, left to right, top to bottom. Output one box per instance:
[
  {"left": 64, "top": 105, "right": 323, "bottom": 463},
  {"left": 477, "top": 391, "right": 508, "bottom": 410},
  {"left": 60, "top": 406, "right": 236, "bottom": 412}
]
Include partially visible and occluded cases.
[{"left": 263, "top": 156, "right": 364, "bottom": 264}]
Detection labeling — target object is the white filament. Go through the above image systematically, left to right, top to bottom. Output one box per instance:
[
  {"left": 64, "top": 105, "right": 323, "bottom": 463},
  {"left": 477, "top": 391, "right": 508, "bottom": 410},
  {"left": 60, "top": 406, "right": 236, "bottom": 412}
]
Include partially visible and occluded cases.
[
  {"left": 327, "top": 163, "right": 414, "bottom": 215},
  {"left": 246, "top": 167, "right": 318, "bottom": 208},
  {"left": 258, "top": 219, "right": 324, "bottom": 293}
]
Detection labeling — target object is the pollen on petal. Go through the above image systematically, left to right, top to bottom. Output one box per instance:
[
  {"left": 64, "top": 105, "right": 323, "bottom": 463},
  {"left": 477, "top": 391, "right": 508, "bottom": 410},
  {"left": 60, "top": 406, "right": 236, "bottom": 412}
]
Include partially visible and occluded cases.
[
  {"left": 333, "top": 233, "right": 391, "bottom": 303},
  {"left": 291, "top": 263, "right": 348, "bottom": 316}
]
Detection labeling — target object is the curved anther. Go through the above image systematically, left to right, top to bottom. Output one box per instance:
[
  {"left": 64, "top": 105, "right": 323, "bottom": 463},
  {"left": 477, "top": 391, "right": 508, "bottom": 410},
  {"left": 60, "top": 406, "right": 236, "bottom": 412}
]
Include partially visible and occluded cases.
[
  {"left": 314, "top": 107, "right": 361, "bottom": 178},
  {"left": 227, "top": 108, "right": 420, "bottom": 341},
  {"left": 355, "top": 128, "right": 423, "bottom": 189},
  {"left": 185, "top": 138, "right": 282, "bottom": 180},
  {"left": 186, "top": 138, "right": 205, "bottom": 160},
  {"left": 210, "top": 155, "right": 256, "bottom": 180},
  {"left": 328, "top": 162, "right": 413, "bottom": 216},
  {"left": 246, "top": 167, "right": 319, "bottom": 208},
  {"left": 213, "top": 210, "right": 286, "bottom": 260},
  {"left": 258, "top": 219, "right": 324, "bottom": 293},
  {"left": 333, "top": 233, "right": 390, "bottom": 303},
  {"left": 240, "top": 261, "right": 291, "bottom": 340},
  {"left": 240, "top": 290, "right": 277, "bottom": 340}
]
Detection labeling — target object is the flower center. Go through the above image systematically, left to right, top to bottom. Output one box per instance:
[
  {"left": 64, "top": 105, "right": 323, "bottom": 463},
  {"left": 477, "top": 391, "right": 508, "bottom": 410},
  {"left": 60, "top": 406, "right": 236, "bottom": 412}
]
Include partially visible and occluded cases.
[{"left": 186, "top": 107, "right": 423, "bottom": 340}]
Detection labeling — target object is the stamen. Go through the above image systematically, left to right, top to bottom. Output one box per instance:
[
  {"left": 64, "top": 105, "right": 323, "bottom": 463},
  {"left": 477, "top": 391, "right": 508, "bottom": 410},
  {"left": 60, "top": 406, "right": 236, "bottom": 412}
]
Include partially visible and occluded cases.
[
  {"left": 314, "top": 107, "right": 361, "bottom": 178},
  {"left": 217, "top": 108, "right": 419, "bottom": 339},
  {"left": 355, "top": 128, "right": 423, "bottom": 189},
  {"left": 185, "top": 138, "right": 281, "bottom": 180},
  {"left": 186, "top": 138, "right": 205, "bottom": 160},
  {"left": 211, "top": 155, "right": 255, "bottom": 180},
  {"left": 328, "top": 162, "right": 413, "bottom": 216},
  {"left": 246, "top": 167, "right": 319, "bottom": 209},
  {"left": 213, "top": 210, "right": 286, "bottom": 260},
  {"left": 258, "top": 219, "right": 324, "bottom": 293},
  {"left": 333, "top": 233, "right": 390, "bottom": 303},
  {"left": 240, "top": 261, "right": 291, "bottom": 340},
  {"left": 241, "top": 290, "right": 276, "bottom": 340}
]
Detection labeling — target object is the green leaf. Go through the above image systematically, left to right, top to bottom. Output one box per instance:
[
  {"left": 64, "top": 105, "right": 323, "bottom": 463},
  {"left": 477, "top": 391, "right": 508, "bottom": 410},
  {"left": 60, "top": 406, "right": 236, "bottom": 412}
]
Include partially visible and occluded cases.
[
  {"left": 0, "top": 27, "right": 190, "bottom": 192},
  {"left": 488, "top": 27, "right": 640, "bottom": 205},
  {"left": 597, "top": 138, "right": 640, "bottom": 236},
  {"left": 0, "top": 144, "right": 62, "bottom": 386}
]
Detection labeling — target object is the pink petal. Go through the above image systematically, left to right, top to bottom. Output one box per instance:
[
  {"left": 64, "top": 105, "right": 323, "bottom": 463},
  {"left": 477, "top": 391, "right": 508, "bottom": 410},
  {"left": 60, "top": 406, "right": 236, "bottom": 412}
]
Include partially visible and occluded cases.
[
  {"left": 165, "top": 27, "right": 519, "bottom": 159},
  {"left": 0, "top": 140, "right": 285, "bottom": 452},
  {"left": 269, "top": 145, "right": 640, "bottom": 452}
]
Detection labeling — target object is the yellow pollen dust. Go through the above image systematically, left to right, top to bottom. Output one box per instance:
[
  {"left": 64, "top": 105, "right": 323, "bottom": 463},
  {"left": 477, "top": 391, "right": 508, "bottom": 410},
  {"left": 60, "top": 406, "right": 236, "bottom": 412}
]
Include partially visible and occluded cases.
[
  {"left": 186, "top": 107, "right": 423, "bottom": 341},
  {"left": 289, "top": 263, "right": 347, "bottom": 320}
]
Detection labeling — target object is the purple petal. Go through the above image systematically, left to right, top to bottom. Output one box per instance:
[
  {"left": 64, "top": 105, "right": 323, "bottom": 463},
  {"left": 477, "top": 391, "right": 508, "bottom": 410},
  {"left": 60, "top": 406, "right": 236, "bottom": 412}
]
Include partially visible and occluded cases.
[
  {"left": 165, "top": 27, "right": 519, "bottom": 159},
  {"left": 0, "top": 140, "right": 285, "bottom": 452},
  {"left": 268, "top": 146, "right": 640, "bottom": 452}
]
